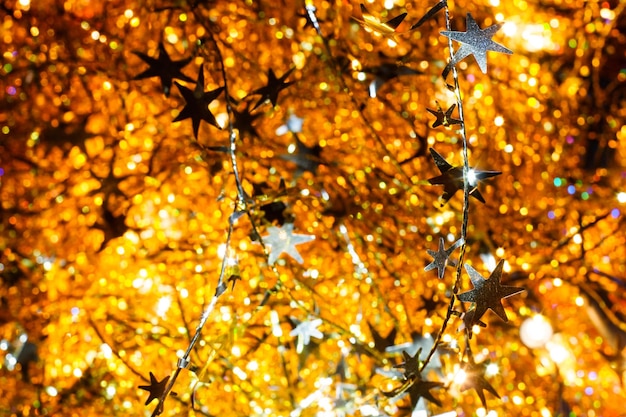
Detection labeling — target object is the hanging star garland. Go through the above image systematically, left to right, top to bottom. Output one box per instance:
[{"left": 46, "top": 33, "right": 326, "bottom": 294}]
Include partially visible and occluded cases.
[
  {"left": 355, "top": 4, "right": 407, "bottom": 42},
  {"left": 440, "top": 13, "right": 512, "bottom": 78},
  {"left": 132, "top": 42, "right": 194, "bottom": 97},
  {"left": 250, "top": 68, "right": 295, "bottom": 110},
  {"left": 173, "top": 69, "right": 224, "bottom": 139},
  {"left": 426, "top": 102, "right": 462, "bottom": 128},
  {"left": 427, "top": 147, "right": 501, "bottom": 205},
  {"left": 261, "top": 222, "right": 315, "bottom": 265},
  {"left": 425, "top": 237, "right": 464, "bottom": 279},
  {"left": 458, "top": 259, "right": 525, "bottom": 324},
  {"left": 460, "top": 361, "right": 500, "bottom": 407},
  {"left": 138, "top": 372, "right": 170, "bottom": 406}
]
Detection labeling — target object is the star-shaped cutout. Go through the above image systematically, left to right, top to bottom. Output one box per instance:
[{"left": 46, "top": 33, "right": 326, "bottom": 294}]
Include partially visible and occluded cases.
[
  {"left": 355, "top": 4, "right": 407, "bottom": 42},
  {"left": 440, "top": 13, "right": 512, "bottom": 74},
  {"left": 132, "top": 43, "right": 194, "bottom": 97},
  {"left": 250, "top": 68, "right": 295, "bottom": 110},
  {"left": 173, "top": 69, "right": 224, "bottom": 139},
  {"left": 231, "top": 102, "right": 263, "bottom": 140},
  {"left": 426, "top": 102, "right": 462, "bottom": 128},
  {"left": 427, "top": 147, "right": 501, "bottom": 205},
  {"left": 262, "top": 223, "right": 315, "bottom": 265},
  {"left": 425, "top": 237, "right": 464, "bottom": 279},
  {"left": 458, "top": 259, "right": 525, "bottom": 324},
  {"left": 290, "top": 317, "right": 324, "bottom": 353},
  {"left": 367, "top": 322, "right": 397, "bottom": 353},
  {"left": 394, "top": 349, "right": 422, "bottom": 380},
  {"left": 460, "top": 361, "right": 500, "bottom": 407},
  {"left": 138, "top": 372, "right": 170, "bottom": 406}
]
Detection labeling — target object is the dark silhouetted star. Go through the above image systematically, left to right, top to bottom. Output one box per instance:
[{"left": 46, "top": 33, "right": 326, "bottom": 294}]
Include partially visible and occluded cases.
[
  {"left": 355, "top": 4, "right": 407, "bottom": 42},
  {"left": 441, "top": 13, "right": 512, "bottom": 74},
  {"left": 133, "top": 43, "right": 194, "bottom": 97},
  {"left": 361, "top": 62, "right": 422, "bottom": 98},
  {"left": 250, "top": 68, "right": 295, "bottom": 110},
  {"left": 173, "top": 69, "right": 224, "bottom": 139},
  {"left": 426, "top": 102, "right": 462, "bottom": 128},
  {"left": 232, "top": 103, "right": 263, "bottom": 140},
  {"left": 427, "top": 147, "right": 501, "bottom": 205},
  {"left": 425, "top": 237, "right": 463, "bottom": 279},
  {"left": 458, "top": 259, "right": 525, "bottom": 324},
  {"left": 368, "top": 322, "right": 397, "bottom": 353},
  {"left": 394, "top": 349, "right": 422, "bottom": 379},
  {"left": 460, "top": 361, "right": 500, "bottom": 407},
  {"left": 138, "top": 372, "right": 170, "bottom": 406},
  {"left": 408, "top": 377, "right": 444, "bottom": 408}
]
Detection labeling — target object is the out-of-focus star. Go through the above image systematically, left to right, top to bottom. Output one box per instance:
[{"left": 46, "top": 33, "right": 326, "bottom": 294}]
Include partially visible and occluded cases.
[
  {"left": 354, "top": 4, "right": 407, "bottom": 42},
  {"left": 440, "top": 13, "right": 512, "bottom": 74},
  {"left": 132, "top": 42, "right": 194, "bottom": 97},
  {"left": 361, "top": 62, "right": 422, "bottom": 98},
  {"left": 250, "top": 68, "right": 295, "bottom": 110},
  {"left": 173, "top": 69, "right": 224, "bottom": 139},
  {"left": 231, "top": 102, "right": 262, "bottom": 140},
  {"left": 426, "top": 102, "right": 462, "bottom": 128},
  {"left": 276, "top": 113, "right": 304, "bottom": 135},
  {"left": 281, "top": 134, "right": 324, "bottom": 176},
  {"left": 427, "top": 147, "right": 501, "bottom": 205},
  {"left": 262, "top": 223, "right": 315, "bottom": 265},
  {"left": 425, "top": 237, "right": 464, "bottom": 279},
  {"left": 458, "top": 259, "right": 525, "bottom": 324},
  {"left": 290, "top": 317, "right": 324, "bottom": 353},
  {"left": 368, "top": 322, "right": 397, "bottom": 353},
  {"left": 394, "top": 349, "right": 422, "bottom": 379},
  {"left": 459, "top": 361, "right": 500, "bottom": 407},
  {"left": 138, "top": 372, "right": 170, "bottom": 406},
  {"left": 407, "top": 377, "right": 444, "bottom": 408}
]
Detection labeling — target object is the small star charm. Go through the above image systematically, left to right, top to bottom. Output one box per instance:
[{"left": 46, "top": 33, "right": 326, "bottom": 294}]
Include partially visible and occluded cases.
[
  {"left": 355, "top": 4, "right": 407, "bottom": 42},
  {"left": 441, "top": 13, "right": 512, "bottom": 75},
  {"left": 132, "top": 43, "right": 194, "bottom": 97},
  {"left": 250, "top": 68, "right": 295, "bottom": 110},
  {"left": 173, "top": 69, "right": 224, "bottom": 139},
  {"left": 231, "top": 102, "right": 263, "bottom": 140},
  {"left": 426, "top": 102, "right": 462, "bottom": 128},
  {"left": 427, "top": 147, "right": 501, "bottom": 205},
  {"left": 262, "top": 223, "right": 315, "bottom": 265},
  {"left": 425, "top": 237, "right": 464, "bottom": 279},
  {"left": 458, "top": 259, "right": 525, "bottom": 324},
  {"left": 290, "top": 317, "right": 324, "bottom": 353},
  {"left": 394, "top": 349, "right": 422, "bottom": 379},
  {"left": 460, "top": 361, "right": 500, "bottom": 407},
  {"left": 138, "top": 372, "right": 170, "bottom": 406}
]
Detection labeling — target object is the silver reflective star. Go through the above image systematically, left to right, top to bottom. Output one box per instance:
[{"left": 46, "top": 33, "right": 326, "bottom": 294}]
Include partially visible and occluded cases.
[
  {"left": 441, "top": 13, "right": 512, "bottom": 74},
  {"left": 262, "top": 223, "right": 315, "bottom": 265},
  {"left": 424, "top": 237, "right": 464, "bottom": 279},
  {"left": 290, "top": 317, "right": 323, "bottom": 353}
]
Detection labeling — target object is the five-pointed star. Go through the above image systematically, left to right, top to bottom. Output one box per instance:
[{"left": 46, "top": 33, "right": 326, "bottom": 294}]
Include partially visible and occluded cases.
[
  {"left": 355, "top": 4, "right": 407, "bottom": 42},
  {"left": 440, "top": 13, "right": 513, "bottom": 74},
  {"left": 132, "top": 43, "right": 194, "bottom": 97},
  {"left": 361, "top": 62, "right": 422, "bottom": 98},
  {"left": 250, "top": 68, "right": 295, "bottom": 110},
  {"left": 173, "top": 69, "right": 224, "bottom": 139},
  {"left": 426, "top": 102, "right": 462, "bottom": 128},
  {"left": 231, "top": 103, "right": 263, "bottom": 140},
  {"left": 281, "top": 133, "right": 324, "bottom": 176},
  {"left": 427, "top": 147, "right": 501, "bottom": 205},
  {"left": 262, "top": 223, "right": 315, "bottom": 265},
  {"left": 425, "top": 237, "right": 464, "bottom": 279},
  {"left": 458, "top": 259, "right": 525, "bottom": 323},
  {"left": 290, "top": 317, "right": 324, "bottom": 353},
  {"left": 368, "top": 322, "right": 397, "bottom": 353},
  {"left": 394, "top": 348, "right": 422, "bottom": 379},
  {"left": 460, "top": 362, "right": 500, "bottom": 407},
  {"left": 138, "top": 372, "right": 170, "bottom": 406},
  {"left": 407, "top": 377, "right": 444, "bottom": 408}
]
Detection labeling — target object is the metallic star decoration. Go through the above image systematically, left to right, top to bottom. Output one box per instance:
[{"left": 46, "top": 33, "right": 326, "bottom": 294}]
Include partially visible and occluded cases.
[
  {"left": 354, "top": 4, "right": 407, "bottom": 41},
  {"left": 440, "top": 13, "right": 512, "bottom": 74},
  {"left": 132, "top": 43, "right": 194, "bottom": 97},
  {"left": 250, "top": 68, "right": 295, "bottom": 110},
  {"left": 173, "top": 69, "right": 224, "bottom": 139},
  {"left": 426, "top": 102, "right": 462, "bottom": 128},
  {"left": 427, "top": 147, "right": 501, "bottom": 205},
  {"left": 262, "top": 223, "right": 315, "bottom": 265},
  {"left": 425, "top": 237, "right": 464, "bottom": 279},
  {"left": 458, "top": 259, "right": 525, "bottom": 324},
  {"left": 289, "top": 317, "right": 324, "bottom": 354},
  {"left": 394, "top": 348, "right": 422, "bottom": 380},
  {"left": 460, "top": 361, "right": 500, "bottom": 407},
  {"left": 138, "top": 372, "right": 170, "bottom": 405}
]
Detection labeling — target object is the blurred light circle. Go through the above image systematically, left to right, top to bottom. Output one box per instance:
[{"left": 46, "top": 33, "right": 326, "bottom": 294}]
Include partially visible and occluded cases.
[{"left": 520, "top": 315, "right": 553, "bottom": 348}]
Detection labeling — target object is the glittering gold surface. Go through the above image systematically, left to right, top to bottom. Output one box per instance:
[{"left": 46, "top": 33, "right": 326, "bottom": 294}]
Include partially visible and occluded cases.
[{"left": 1, "top": 0, "right": 625, "bottom": 416}]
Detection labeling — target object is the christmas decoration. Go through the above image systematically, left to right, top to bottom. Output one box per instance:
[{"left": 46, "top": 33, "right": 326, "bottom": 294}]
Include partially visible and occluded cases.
[{"left": 132, "top": 42, "right": 194, "bottom": 97}]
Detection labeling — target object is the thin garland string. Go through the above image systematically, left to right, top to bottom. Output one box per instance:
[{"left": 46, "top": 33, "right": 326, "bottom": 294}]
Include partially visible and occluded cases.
[{"left": 420, "top": 3, "right": 472, "bottom": 372}]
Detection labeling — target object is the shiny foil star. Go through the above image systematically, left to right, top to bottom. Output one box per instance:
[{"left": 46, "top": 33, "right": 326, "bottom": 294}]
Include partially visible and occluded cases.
[
  {"left": 355, "top": 4, "right": 407, "bottom": 41},
  {"left": 440, "top": 13, "right": 512, "bottom": 74},
  {"left": 132, "top": 43, "right": 194, "bottom": 97},
  {"left": 250, "top": 68, "right": 295, "bottom": 110},
  {"left": 173, "top": 69, "right": 224, "bottom": 139},
  {"left": 426, "top": 102, "right": 462, "bottom": 128},
  {"left": 427, "top": 147, "right": 501, "bottom": 205},
  {"left": 262, "top": 223, "right": 315, "bottom": 265},
  {"left": 425, "top": 237, "right": 463, "bottom": 279},
  {"left": 458, "top": 259, "right": 525, "bottom": 323},
  {"left": 394, "top": 348, "right": 422, "bottom": 380},
  {"left": 460, "top": 361, "right": 500, "bottom": 407},
  {"left": 138, "top": 372, "right": 170, "bottom": 406}
]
